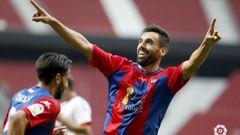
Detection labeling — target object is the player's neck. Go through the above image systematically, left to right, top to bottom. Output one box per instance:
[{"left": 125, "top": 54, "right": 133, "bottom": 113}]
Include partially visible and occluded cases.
[
  {"left": 138, "top": 62, "right": 160, "bottom": 73},
  {"left": 36, "top": 82, "right": 55, "bottom": 95},
  {"left": 64, "top": 91, "right": 77, "bottom": 101},
  {"left": 70, "top": 91, "right": 77, "bottom": 99}
]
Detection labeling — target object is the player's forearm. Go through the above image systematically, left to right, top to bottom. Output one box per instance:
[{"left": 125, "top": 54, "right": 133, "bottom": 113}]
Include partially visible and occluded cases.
[
  {"left": 49, "top": 18, "right": 93, "bottom": 60},
  {"left": 182, "top": 41, "right": 212, "bottom": 79},
  {"left": 189, "top": 42, "right": 212, "bottom": 69},
  {"left": 8, "top": 111, "right": 28, "bottom": 135},
  {"left": 59, "top": 117, "right": 90, "bottom": 134},
  {"left": 64, "top": 122, "right": 88, "bottom": 134},
  {"left": 71, "top": 125, "right": 92, "bottom": 135},
  {"left": 82, "top": 125, "right": 92, "bottom": 135},
  {"left": 0, "top": 127, "right": 3, "bottom": 135}
]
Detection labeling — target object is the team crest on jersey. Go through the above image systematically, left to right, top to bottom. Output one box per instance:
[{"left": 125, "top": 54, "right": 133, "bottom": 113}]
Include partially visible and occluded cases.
[
  {"left": 150, "top": 78, "right": 158, "bottom": 84},
  {"left": 27, "top": 88, "right": 35, "bottom": 93},
  {"left": 27, "top": 103, "right": 44, "bottom": 116}
]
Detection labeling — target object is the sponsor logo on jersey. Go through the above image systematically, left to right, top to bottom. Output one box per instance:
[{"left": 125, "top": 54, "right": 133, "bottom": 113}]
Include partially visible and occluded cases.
[
  {"left": 118, "top": 87, "right": 143, "bottom": 112},
  {"left": 122, "top": 87, "right": 134, "bottom": 105},
  {"left": 118, "top": 102, "right": 143, "bottom": 112},
  {"left": 27, "top": 103, "right": 44, "bottom": 116}
]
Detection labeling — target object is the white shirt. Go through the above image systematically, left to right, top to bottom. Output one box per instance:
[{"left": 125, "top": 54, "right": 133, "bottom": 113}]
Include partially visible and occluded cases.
[{"left": 57, "top": 96, "right": 92, "bottom": 135}]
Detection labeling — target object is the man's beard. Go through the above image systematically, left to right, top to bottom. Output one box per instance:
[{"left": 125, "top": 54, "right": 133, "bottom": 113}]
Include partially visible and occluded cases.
[
  {"left": 137, "top": 50, "right": 159, "bottom": 67},
  {"left": 54, "top": 81, "right": 65, "bottom": 100}
]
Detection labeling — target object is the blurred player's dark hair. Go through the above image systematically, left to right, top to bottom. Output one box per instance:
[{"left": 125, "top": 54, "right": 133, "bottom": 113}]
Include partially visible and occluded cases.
[
  {"left": 141, "top": 24, "right": 170, "bottom": 49},
  {"left": 35, "top": 52, "right": 72, "bottom": 85}
]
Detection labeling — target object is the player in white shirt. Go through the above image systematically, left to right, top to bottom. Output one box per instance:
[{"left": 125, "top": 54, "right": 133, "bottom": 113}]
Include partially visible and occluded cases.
[{"left": 57, "top": 78, "right": 92, "bottom": 135}]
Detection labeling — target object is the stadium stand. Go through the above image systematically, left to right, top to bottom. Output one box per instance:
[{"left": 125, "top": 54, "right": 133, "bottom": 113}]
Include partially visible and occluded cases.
[
  {"left": 0, "top": 0, "right": 239, "bottom": 134},
  {"left": 0, "top": 0, "right": 24, "bottom": 31},
  {"left": 0, "top": 0, "right": 239, "bottom": 41},
  {"left": 43, "top": 0, "right": 114, "bottom": 35},
  {"left": 134, "top": 0, "right": 208, "bottom": 40},
  {"left": 230, "top": 0, "right": 240, "bottom": 27},
  {"left": 177, "top": 71, "right": 240, "bottom": 135}
]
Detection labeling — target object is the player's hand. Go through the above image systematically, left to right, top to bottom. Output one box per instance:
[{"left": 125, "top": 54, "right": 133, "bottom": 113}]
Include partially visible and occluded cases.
[
  {"left": 30, "top": 0, "right": 55, "bottom": 24},
  {"left": 204, "top": 18, "right": 221, "bottom": 46},
  {"left": 53, "top": 126, "right": 67, "bottom": 135}
]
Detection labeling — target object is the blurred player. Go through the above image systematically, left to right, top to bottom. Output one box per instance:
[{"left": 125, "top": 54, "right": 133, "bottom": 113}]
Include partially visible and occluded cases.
[
  {"left": 30, "top": 0, "right": 221, "bottom": 134},
  {"left": 1, "top": 52, "right": 72, "bottom": 135},
  {"left": 56, "top": 78, "right": 92, "bottom": 135}
]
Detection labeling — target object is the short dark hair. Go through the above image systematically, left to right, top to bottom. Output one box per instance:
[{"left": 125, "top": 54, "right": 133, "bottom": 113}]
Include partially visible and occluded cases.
[
  {"left": 141, "top": 24, "right": 170, "bottom": 48},
  {"left": 35, "top": 52, "right": 72, "bottom": 85}
]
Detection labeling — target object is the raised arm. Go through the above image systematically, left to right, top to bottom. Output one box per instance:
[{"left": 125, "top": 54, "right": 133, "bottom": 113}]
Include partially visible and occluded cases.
[
  {"left": 30, "top": 0, "right": 93, "bottom": 60},
  {"left": 182, "top": 18, "right": 221, "bottom": 80}
]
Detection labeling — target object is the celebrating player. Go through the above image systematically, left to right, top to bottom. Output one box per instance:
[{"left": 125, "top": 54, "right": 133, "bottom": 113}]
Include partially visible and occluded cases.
[
  {"left": 30, "top": 0, "right": 221, "bottom": 134},
  {"left": 1, "top": 52, "right": 72, "bottom": 135}
]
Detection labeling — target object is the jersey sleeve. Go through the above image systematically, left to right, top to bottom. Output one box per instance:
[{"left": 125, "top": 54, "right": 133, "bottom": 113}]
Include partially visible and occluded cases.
[
  {"left": 89, "top": 45, "right": 126, "bottom": 77},
  {"left": 165, "top": 63, "right": 190, "bottom": 93},
  {"left": 22, "top": 97, "right": 60, "bottom": 128},
  {"left": 73, "top": 99, "right": 92, "bottom": 125},
  {"left": 1, "top": 106, "right": 10, "bottom": 129}
]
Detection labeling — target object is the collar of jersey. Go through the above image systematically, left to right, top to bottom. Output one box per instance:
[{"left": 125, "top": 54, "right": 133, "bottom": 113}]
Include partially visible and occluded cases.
[
  {"left": 135, "top": 63, "right": 162, "bottom": 75},
  {"left": 32, "top": 85, "right": 52, "bottom": 95}
]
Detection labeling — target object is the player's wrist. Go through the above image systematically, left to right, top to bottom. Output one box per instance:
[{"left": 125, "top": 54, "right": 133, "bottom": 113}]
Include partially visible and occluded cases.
[
  {"left": 48, "top": 17, "right": 58, "bottom": 26},
  {"left": 202, "top": 38, "right": 215, "bottom": 48}
]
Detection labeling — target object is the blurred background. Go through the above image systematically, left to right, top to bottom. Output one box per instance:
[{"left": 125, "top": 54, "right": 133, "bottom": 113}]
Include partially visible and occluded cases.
[{"left": 0, "top": 0, "right": 240, "bottom": 134}]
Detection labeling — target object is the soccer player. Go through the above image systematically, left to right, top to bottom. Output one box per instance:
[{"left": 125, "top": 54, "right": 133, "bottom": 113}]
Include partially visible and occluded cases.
[
  {"left": 30, "top": 0, "right": 221, "bottom": 134},
  {"left": 1, "top": 52, "right": 72, "bottom": 135},
  {"left": 56, "top": 78, "right": 92, "bottom": 135}
]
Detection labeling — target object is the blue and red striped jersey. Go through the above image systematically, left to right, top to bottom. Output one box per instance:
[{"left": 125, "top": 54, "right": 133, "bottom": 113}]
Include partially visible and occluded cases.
[
  {"left": 89, "top": 45, "right": 189, "bottom": 135},
  {"left": 2, "top": 86, "right": 60, "bottom": 135}
]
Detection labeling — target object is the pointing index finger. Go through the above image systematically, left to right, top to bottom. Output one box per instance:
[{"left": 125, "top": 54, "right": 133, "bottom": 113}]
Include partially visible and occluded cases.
[
  {"left": 30, "top": 0, "right": 42, "bottom": 11},
  {"left": 210, "top": 18, "right": 216, "bottom": 31}
]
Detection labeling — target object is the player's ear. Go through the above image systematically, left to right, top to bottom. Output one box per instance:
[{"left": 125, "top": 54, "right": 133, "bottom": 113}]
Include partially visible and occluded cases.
[
  {"left": 160, "top": 47, "right": 168, "bottom": 57},
  {"left": 55, "top": 73, "right": 62, "bottom": 85}
]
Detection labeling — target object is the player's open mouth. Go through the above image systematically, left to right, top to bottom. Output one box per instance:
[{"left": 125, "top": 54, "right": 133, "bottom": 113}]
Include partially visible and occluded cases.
[{"left": 138, "top": 50, "right": 148, "bottom": 58}]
